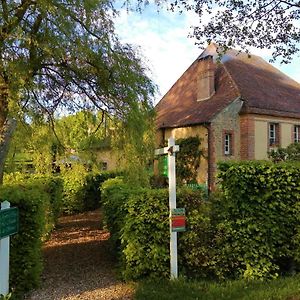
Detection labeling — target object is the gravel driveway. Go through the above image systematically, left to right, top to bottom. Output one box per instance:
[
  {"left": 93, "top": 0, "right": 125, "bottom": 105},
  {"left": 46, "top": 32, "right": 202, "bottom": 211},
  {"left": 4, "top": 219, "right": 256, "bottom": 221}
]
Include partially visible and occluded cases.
[{"left": 26, "top": 210, "right": 134, "bottom": 300}]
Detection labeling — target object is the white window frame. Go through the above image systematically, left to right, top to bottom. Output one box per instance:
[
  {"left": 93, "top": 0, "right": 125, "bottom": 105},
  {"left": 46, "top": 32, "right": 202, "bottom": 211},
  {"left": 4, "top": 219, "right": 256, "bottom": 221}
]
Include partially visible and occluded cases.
[
  {"left": 269, "top": 123, "right": 277, "bottom": 146},
  {"left": 294, "top": 125, "right": 300, "bottom": 143},
  {"left": 224, "top": 133, "right": 231, "bottom": 155}
]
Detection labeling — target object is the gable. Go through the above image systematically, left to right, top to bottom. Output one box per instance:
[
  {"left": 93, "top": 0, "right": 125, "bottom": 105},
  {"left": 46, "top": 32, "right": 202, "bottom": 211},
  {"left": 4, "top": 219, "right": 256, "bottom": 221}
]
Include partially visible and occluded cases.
[{"left": 155, "top": 60, "right": 239, "bottom": 129}]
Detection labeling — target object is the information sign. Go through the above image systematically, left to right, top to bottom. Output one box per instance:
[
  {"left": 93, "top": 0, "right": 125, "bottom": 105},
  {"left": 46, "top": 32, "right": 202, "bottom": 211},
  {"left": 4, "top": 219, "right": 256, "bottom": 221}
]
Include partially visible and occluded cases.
[
  {"left": 0, "top": 207, "right": 19, "bottom": 239},
  {"left": 171, "top": 208, "right": 186, "bottom": 232}
]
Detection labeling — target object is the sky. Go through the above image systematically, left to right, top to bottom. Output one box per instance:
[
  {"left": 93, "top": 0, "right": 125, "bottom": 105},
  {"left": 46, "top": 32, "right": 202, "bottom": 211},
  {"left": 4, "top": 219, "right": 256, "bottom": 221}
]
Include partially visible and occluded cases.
[{"left": 114, "top": 4, "right": 300, "bottom": 105}]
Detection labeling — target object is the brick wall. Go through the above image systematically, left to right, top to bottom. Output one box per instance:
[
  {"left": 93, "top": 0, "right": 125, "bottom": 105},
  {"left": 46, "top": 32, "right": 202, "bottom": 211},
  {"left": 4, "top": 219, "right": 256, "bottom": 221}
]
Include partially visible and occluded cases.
[
  {"left": 210, "top": 98, "right": 243, "bottom": 188},
  {"left": 240, "top": 115, "right": 255, "bottom": 159}
]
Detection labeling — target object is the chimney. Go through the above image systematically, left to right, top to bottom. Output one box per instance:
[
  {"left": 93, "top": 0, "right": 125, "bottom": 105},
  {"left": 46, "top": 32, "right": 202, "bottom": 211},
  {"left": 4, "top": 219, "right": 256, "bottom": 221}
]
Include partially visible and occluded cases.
[{"left": 197, "top": 55, "right": 215, "bottom": 102}]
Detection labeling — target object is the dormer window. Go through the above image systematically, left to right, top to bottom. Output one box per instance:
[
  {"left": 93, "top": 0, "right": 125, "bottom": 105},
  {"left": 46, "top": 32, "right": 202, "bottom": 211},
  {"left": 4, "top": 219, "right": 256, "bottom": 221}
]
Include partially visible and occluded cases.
[{"left": 269, "top": 123, "right": 279, "bottom": 146}]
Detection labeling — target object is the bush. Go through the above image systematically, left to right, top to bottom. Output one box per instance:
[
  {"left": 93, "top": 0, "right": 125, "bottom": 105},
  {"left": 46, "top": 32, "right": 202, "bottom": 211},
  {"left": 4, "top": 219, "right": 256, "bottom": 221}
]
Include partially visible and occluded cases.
[
  {"left": 102, "top": 161, "right": 300, "bottom": 281},
  {"left": 215, "top": 161, "right": 300, "bottom": 280},
  {"left": 61, "top": 166, "right": 119, "bottom": 214},
  {"left": 4, "top": 173, "right": 63, "bottom": 237},
  {"left": 101, "top": 177, "right": 135, "bottom": 249},
  {"left": 102, "top": 178, "right": 209, "bottom": 280},
  {"left": 0, "top": 183, "right": 51, "bottom": 297},
  {"left": 122, "top": 188, "right": 170, "bottom": 279}
]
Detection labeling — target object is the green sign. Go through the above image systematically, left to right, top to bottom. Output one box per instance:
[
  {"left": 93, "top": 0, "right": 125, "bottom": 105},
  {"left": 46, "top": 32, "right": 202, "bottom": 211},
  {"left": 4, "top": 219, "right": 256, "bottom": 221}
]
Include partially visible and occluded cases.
[
  {"left": 159, "top": 155, "right": 168, "bottom": 177},
  {"left": 0, "top": 207, "right": 19, "bottom": 239}
]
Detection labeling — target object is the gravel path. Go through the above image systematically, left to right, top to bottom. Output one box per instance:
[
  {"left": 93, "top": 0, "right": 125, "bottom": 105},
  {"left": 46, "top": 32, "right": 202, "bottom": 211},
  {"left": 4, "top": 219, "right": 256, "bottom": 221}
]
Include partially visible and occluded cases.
[{"left": 26, "top": 210, "right": 134, "bottom": 300}]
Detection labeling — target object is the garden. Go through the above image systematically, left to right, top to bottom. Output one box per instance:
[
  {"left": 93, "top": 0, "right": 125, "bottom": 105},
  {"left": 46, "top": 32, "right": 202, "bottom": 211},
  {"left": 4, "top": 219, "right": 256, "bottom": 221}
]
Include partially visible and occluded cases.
[{"left": 2, "top": 132, "right": 300, "bottom": 299}]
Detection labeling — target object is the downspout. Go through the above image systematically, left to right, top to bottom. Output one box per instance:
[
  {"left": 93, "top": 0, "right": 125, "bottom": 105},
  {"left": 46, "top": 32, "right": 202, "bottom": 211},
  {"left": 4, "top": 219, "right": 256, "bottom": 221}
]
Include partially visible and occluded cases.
[{"left": 203, "top": 122, "right": 212, "bottom": 194}]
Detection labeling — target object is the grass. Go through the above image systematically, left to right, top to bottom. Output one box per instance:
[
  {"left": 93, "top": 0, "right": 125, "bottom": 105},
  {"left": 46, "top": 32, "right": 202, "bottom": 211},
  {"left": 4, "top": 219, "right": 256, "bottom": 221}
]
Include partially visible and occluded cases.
[{"left": 134, "top": 275, "right": 300, "bottom": 300}]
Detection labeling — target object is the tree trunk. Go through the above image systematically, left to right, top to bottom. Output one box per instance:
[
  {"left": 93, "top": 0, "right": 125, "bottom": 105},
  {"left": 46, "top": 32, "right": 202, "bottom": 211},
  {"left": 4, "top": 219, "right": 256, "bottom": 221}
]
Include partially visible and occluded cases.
[
  {"left": 0, "top": 75, "right": 15, "bottom": 184},
  {"left": 0, "top": 118, "right": 17, "bottom": 184}
]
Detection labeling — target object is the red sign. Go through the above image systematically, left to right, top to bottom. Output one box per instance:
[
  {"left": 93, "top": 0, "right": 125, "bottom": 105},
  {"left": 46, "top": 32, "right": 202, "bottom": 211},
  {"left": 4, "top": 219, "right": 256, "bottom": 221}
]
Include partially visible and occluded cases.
[{"left": 171, "top": 208, "right": 186, "bottom": 232}]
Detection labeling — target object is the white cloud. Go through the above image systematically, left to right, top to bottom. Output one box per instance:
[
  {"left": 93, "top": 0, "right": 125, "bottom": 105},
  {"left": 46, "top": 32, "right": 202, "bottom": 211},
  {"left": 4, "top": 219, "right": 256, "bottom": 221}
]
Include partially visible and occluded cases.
[{"left": 114, "top": 4, "right": 300, "bottom": 105}]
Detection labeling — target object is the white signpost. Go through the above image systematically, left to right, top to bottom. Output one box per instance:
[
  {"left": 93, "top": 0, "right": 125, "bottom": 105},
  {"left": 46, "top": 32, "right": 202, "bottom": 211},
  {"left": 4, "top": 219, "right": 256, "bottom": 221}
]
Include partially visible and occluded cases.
[
  {"left": 155, "top": 137, "right": 179, "bottom": 279},
  {"left": 0, "top": 201, "right": 10, "bottom": 296},
  {"left": 0, "top": 201, "right": 19, "bottom": 296}
]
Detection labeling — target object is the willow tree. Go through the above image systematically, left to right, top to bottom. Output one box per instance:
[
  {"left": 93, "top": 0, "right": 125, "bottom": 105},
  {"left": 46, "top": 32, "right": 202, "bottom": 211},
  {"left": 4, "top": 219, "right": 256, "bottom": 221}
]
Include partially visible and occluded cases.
[{"left": 0, "top": 0, "right": 155, "bottom": 182}]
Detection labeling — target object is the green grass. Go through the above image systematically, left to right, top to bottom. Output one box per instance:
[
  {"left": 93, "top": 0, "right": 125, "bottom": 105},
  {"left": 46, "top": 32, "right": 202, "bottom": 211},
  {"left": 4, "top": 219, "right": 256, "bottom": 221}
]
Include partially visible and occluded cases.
[{"left": 134, "top": 275, "right": 300, "bottom": 300}]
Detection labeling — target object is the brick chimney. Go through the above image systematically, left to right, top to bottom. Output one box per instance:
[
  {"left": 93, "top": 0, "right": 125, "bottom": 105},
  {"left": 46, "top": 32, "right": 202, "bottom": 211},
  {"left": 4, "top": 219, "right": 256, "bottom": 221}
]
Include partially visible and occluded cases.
[{"left": 197, "top": 55, "right": 215, "bottom": 101}]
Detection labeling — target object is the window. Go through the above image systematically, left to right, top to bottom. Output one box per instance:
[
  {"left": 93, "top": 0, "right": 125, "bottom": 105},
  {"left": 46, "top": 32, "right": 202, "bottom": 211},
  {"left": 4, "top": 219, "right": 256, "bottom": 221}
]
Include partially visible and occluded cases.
[
  {"left": 269, "top": 123, "right": 279, "bottom": 146},
  {"left": 294, "top": 125, "right": 300, "bottom": 143},
  {"left": 224, "top": 132, "right": 232, "bottom": 155}
]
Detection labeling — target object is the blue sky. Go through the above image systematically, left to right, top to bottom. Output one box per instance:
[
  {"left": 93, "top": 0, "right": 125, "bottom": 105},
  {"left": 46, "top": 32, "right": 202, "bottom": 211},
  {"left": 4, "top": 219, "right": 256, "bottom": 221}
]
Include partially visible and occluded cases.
[{"left": 114, "top": 4, "right": 300, "bottom": 104}]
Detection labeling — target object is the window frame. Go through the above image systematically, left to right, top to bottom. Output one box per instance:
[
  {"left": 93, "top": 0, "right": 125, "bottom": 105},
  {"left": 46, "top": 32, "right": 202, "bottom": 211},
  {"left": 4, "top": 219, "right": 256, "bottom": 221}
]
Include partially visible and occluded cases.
[
  {"left": 268, "top": 123, "right": 280, "bottom": 147},
  {"left": 294, "top": 125, "right": 300, "bottom": 143},
  {"left": 223, "top": 130, "right": 234, "bottom": 156}
]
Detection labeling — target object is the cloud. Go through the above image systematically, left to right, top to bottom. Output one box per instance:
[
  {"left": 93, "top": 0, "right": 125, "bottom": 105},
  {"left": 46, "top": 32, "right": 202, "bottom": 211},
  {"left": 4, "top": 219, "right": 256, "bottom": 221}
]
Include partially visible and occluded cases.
[
  {"left": 114, "top": 4, "right": 300, "bottom": 105},
  {"left": 114, "top": 6, "right": 201, "bottom": 103}
]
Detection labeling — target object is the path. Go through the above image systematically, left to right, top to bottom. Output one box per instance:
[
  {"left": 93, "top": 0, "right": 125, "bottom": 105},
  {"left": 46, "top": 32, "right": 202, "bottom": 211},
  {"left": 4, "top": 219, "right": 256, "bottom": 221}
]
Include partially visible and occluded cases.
[{"left": 26, "top": 210, "right": 134, "bottom": 300}]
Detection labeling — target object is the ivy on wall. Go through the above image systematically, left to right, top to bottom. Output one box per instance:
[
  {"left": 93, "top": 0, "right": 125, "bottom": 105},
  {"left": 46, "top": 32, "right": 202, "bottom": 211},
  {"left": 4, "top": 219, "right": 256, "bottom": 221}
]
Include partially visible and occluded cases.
[{"left": 176, "top": 136, "right": 202, "bottom": 184}]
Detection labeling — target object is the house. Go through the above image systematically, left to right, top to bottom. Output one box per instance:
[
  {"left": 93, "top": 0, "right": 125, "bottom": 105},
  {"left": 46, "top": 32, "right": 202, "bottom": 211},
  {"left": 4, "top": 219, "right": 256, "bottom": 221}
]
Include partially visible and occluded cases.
[{"left": 155, "top": 43, "right": 300, "bottom": 190}]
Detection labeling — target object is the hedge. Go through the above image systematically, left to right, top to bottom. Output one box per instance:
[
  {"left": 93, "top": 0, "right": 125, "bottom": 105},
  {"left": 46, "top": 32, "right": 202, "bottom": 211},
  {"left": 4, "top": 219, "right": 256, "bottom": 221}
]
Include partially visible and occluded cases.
[
  {"left": 102, "top": 161, "right": 300, "bottom": 281},
  {"left": 215, "top": 161, "right": 300, "bottom": 279},
  {"left": 61, "top": 166, "right": 119, "bottom": 214},
  {"left": 4, "top": 173, "right": 63, "bottom": 238},
  {"left": 101, "top": 179, "right": 209, "bottom": 280},
  {"left": 0, "top": 183, "right": 50, "bottom": 297}
]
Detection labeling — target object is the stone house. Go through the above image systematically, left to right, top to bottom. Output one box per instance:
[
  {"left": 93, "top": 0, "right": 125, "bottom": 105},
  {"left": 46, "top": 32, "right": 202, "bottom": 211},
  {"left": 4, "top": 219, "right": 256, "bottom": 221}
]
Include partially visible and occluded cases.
[{"left": 155, "top": 44, "right": 300, "bottom": 190}]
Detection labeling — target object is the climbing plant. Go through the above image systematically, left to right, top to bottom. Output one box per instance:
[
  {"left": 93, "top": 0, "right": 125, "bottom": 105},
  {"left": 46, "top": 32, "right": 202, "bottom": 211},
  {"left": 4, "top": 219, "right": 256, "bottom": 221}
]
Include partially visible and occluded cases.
[{"left": 176, "top": 136, "right": 202, "bottom": 184}]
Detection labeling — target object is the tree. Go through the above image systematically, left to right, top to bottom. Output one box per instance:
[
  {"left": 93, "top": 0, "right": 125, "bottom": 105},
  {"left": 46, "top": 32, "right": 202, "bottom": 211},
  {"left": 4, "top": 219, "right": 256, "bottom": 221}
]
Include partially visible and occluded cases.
[
  {"left": 0, "top": 0, "right": 156, "bottom": 182},
  {"left": 171, "top": 0, "right": 300, "bottom": 63}
]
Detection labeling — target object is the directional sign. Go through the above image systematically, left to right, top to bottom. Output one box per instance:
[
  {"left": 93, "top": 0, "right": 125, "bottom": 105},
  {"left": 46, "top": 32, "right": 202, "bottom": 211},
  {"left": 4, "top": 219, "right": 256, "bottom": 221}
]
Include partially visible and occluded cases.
[{"left": 0, "top": 207, "right": 19, "bottom": 239}]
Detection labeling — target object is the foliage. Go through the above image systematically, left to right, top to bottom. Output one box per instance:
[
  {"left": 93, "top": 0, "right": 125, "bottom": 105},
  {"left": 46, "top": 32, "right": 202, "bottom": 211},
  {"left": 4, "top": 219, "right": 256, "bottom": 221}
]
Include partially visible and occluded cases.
[
  {"left": 0, "top": 0, "right": 156, "bottom": 182},
  {"left": 170, "top": 0, "right": 300, "bottom": 63},
  {"left": 113, "top": 103, "right": 156, "bottom": 187},
  {"left": 176, "top": 136, "right": 202, "bottom": 184},
  {"left": 268, "top": 142, "right": 300, "bottom": 162},
  {"left": 215, "top": 161, "right": 300, "bottom": 280},
  {"left": 60, "top": 164, "right": 90, "bottom": 214},
  {"left": 61, "top": 166, "right": 119, "bottom": 214},
  {"left": 3, "top": 172, "right": 63, "bottom": 237},
  {"left": 101, "top": 177, "right": 137, "bottom": 249},
  {"left": 101, "top": 178, "right": 209, "bottom": 280},
  {"left": 0, "top": 183, "right": 51, "bottom": 297},
  {"left": 121, "top": 188, "right": 170, "bottom": 280},
  {"left": 134, "top": 275, "right": 300, "bottom": 300}
]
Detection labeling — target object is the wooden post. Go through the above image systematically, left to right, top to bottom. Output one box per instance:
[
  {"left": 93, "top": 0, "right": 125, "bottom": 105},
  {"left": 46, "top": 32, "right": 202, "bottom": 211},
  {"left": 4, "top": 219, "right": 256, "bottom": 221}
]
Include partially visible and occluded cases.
[
  {"left": 155, "top": 137, "right": 179, "bottom": 279},
  {"left": 168, "top": 137, "right": 178, "bottom": 279},
  {"left": 0, "top": 201, "right": 10, "bottom": 296}
]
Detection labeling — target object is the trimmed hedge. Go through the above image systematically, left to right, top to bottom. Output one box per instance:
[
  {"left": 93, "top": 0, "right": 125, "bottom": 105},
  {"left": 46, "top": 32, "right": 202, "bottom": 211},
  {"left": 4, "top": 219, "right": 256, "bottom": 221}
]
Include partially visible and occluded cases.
[
  {"left": 102, "top": 161, "right": 300, "bottom": 281},
  {"left": 215, "top": 161, "right": 300, "bottom": 279},
  {"left": 61, "top": 167, "right": 119, "bottom": 214},
  {"left": 4, "top": 173, "right": 63, "bottom": 237},
  {"left": 101, "top": 179, "right": 208, "bottom": 280},
  {"left": 0, "top": 183, "right": 50, "bottom": 297}
]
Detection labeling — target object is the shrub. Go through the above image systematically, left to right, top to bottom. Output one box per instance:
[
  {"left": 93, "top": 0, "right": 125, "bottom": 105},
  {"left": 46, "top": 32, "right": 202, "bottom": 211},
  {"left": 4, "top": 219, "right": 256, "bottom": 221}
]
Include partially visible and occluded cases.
[
  {"left": 215, "top": 161, "right": 300, "bottom": 280},
  {"left": 61, "top": 166, "right": 119, "bottom": 214},
  {"left": 4, "top": 173, "right": 63, "bottom": 237},
  {"left": 101, "top": 177, "right": 135, "bottom": 249},
  {"left": 102, "top": 178, "right": 209, "bottom": 280},
  {"left": 0, "top": 183, "right": 51, "bottom": 297},
  {"left": 121, "top": 188, "right": 170, "bottom": 280}
]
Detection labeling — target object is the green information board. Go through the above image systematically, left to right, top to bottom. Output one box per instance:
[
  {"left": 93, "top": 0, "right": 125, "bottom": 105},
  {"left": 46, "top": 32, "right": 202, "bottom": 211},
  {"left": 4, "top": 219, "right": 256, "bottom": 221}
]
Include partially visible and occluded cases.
[
  {"left": 159, "top": 155, "right": 168, "bottom": 177},
  {"left": 0, "top": 207, "right": 19, "bottom": 239}
]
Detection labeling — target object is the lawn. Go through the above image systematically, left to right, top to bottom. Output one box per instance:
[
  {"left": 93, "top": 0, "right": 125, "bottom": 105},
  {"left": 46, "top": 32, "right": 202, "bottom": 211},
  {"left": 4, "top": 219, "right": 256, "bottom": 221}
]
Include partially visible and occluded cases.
[{"left": 134, "top": 275, "right": 300, "bottom": 300}]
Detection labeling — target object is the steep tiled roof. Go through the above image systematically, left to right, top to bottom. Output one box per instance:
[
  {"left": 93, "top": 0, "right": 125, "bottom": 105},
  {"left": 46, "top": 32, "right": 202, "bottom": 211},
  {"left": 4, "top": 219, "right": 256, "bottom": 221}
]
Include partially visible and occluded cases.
[{"left": 156, "top": 44, "right": 300, "bottom": 129}]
